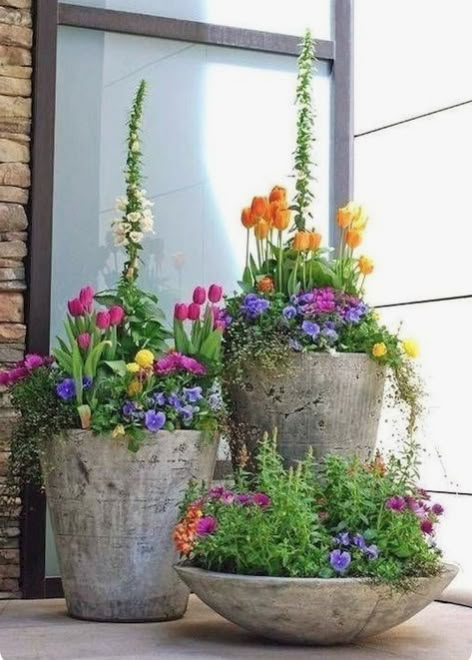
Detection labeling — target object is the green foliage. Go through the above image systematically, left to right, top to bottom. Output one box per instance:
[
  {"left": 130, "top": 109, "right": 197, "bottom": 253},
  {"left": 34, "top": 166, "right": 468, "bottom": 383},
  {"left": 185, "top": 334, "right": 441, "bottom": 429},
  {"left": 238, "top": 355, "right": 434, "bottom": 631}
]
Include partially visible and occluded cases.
[
  {"left": 293, "top": 30, "right": 316, "bottom": 231},
  {"left": 6, "top": 367, "right": 76, "bottom": 490},
  {"left": 178, "top": 434, "right": 443, "bottom": 587}
]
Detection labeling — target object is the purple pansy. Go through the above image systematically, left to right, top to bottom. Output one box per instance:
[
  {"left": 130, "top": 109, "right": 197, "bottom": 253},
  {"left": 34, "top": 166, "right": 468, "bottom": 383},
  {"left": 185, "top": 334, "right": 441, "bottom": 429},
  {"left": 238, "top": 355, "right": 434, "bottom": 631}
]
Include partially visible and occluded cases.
[
  {"left": 241, "top": 294, "right": 270, "bottom": 320},
  {"left": 282, "top": 305, "right": 297, "bottom": 320},
  {"left": 301, "top": 320, "right": 320, "bottom": 339},
  {"left": 56, "top": 378, "right": 76, "bottom": 401},
  {"left": 183, "top": 386, "right": 203, "bottom": 403},
  {"left": 153, "top": 391, "right": 166, "bottom": 406},
  {"left": 122, "top": 401, "right": 136, "bottom": 417},
  {"left": 144, "top": 410, "right": 166, "bottom": 432},
  {"left": 336, "top": 532, "right": 351, "bottom": 547},
  {"left": 352, "top": 533, "right": 366, "bottom": 549},
  {"left": 363, "top": 544, "right": 379, "bottom": 560},
  {"left": 330, "top": 549, "right": 351, "bottom": 573}
]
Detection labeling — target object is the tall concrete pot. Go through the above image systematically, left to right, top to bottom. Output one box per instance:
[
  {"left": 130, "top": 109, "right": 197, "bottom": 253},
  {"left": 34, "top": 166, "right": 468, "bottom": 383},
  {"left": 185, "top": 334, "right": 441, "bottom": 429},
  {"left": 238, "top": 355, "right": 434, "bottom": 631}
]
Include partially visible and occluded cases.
[
  {"left": 228, "top": 352, "right": 386, "bottom": 467},
  {"left": 41, "top": 430, "right": 218, "bottom": 622},
  {"left": 175, "top": 563, "right": 458, "bottom": 645}
]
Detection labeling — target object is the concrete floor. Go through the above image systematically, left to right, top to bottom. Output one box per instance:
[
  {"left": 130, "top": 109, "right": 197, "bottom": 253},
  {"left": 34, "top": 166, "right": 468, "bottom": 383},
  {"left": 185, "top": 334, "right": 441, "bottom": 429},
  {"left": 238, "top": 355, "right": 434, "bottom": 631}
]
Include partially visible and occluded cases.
[{"left": 0, "top": 596, "right": 471, "bottom": 660}]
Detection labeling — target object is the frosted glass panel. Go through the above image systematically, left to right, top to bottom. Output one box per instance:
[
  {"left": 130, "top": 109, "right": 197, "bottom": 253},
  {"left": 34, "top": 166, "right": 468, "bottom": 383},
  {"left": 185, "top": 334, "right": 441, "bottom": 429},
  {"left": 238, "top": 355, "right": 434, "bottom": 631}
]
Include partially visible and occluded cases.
[
  {"left": 61, "top": 0, "right": 334, "bottom": 40},
  {"left": 355, "top": 0, "right": 472, "bottom": 133},
  {"left": 51, "top": 27, "right": 332, "bottom": 341},
  {"left": 355, "top": 104, "right": 472, "bottom": 306},
  {"left": 376, "top": 300, "right": 472, "bottom": 494}
]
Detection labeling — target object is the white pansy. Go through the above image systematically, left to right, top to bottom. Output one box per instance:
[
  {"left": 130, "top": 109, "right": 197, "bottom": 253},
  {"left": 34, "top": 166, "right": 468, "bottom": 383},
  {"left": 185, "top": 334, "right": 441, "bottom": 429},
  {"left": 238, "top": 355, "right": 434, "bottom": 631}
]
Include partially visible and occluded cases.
[{"left": 129, "top": 230, "right": 143, "bottom": 243}]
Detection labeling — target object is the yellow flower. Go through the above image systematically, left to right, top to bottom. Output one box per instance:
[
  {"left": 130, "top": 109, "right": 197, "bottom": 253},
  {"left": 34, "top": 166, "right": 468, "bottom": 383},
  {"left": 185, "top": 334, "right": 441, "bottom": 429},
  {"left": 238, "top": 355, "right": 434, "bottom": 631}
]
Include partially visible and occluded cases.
[
  {"left": 351, "top": 206, "right": 368, "bottom": 232},
  {"left": 358, "top": 256, "right": 374, "bottom": 275},
  {"left": 403, "top": 338, "right": 420, "bottom": 358},
  {"left": 372, "top": 342, "right": 387, "bottom": 358},
  {"left": 135, "top": 349, "right": 154, "bottom": 369},
  {"left": 126, "top": 362, "right": 140, "bottom": 374},
  {"left": 127, "top": 379, "right": 143, "bottom": 396},
  {"left": 112, "top": 424, "right": 126, "bottom": 438}
]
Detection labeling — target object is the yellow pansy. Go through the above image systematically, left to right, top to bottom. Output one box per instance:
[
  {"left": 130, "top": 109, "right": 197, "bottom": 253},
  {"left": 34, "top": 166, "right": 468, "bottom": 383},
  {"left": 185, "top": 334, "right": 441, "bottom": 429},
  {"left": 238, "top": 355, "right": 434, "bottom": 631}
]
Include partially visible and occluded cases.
[
  {"left": 403, "top": 338, "right": 420, "bottom": 359},
  {"left": 372, "top": 342, "right": 387, "bottom": 358},
  {"left": 135, "top": 349, "right": 154, "bottom": 369},
  {"left": 126, "top": 362, "right": 140, "bottom": 374},
  {"left": 127, "top": 379, "right": 143, "bottom": 396},
  {"left": 112, "top": 424, "right": 126, "bottom": 438}
]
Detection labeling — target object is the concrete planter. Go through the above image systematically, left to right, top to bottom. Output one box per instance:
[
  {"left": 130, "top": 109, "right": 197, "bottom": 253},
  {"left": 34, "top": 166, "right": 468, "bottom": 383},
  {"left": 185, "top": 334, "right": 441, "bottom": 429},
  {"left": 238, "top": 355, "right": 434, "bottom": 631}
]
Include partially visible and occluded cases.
[
  {"left": 228, "top": 352, "right": 386, "bottom": 466},
  {"left": 41, "top": 430, "right": 218, "bottom": 622},
  {"left": 175, "top": 563, "right": 458, "bottom": 645}
]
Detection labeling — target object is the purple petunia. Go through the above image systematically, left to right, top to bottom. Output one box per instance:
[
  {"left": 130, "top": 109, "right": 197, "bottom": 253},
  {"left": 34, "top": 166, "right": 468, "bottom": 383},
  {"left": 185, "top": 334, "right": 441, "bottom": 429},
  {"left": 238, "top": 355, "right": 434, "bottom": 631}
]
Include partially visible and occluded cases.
[
  {"left": 301, "top": 320, "right": 320, "bottom": 339},
  {"left": 56, "top": 378, "right": 76, "bottom": 401},
  {"left": 144, "top": 410, "right": 166, "bottom": 432},
  {"left": 386, "top": 496, "right": 407, "bottom": 512},
  {"left": 196, "top": 515, "right": 218, "bottom": 536},
  {"left": 330, "top": 549, "right": 351, "bottom": 573}
]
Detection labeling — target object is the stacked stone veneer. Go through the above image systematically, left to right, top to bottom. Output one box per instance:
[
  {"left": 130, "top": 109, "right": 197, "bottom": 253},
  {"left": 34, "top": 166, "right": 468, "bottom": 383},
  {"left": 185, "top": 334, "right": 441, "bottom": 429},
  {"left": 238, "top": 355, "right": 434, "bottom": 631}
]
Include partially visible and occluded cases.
[{"left": 0, "top": 0, "right": 32, "bottom": 598}]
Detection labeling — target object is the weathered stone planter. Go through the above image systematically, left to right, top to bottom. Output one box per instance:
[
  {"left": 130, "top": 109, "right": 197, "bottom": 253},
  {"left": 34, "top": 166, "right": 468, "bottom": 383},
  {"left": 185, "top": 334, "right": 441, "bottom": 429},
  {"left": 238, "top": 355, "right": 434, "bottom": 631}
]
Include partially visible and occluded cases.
[
  {"left": 228, "top": 352, "right": 386, "bottom": 467},
  {"left": 41, "top": 430, "right": 218, "bottom": 622},
  {"left": 175, "top": 563, "right": 458, "bottom": 645}
]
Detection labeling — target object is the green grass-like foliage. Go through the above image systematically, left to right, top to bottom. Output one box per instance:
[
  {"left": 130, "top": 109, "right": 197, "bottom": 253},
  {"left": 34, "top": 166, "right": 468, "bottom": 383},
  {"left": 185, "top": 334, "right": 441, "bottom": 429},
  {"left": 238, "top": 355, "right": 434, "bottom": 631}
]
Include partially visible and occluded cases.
[{"left": 179, "top": 433, "right": 443, "bottom": 587}]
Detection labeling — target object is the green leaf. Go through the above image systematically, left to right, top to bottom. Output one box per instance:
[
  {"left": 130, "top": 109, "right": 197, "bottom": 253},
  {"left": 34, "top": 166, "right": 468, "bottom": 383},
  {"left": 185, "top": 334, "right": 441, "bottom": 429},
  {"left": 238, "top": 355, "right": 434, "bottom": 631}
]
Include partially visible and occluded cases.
[
  {"left": 173, "top": 318, "right": 190, "bottom": 354},
  {"left": 200, "top": 329, "right": 222, "bottom": 361},
  {"left": 71, "top": 342, "right": 83, "bottom": 405},
  {"left": 51, "top": 347, "right": 72, "bottom": 373},
  {"left": 103, "top": 360, "right": 127, "bottom": 376}
]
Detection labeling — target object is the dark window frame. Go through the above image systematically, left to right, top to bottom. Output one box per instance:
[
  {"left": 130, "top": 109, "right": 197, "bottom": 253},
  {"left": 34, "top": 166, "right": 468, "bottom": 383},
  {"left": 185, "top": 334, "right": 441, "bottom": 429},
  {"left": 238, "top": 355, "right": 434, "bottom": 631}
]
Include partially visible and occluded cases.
[{"left": 24, "top": 0, "right": 353, "bottom": 598}]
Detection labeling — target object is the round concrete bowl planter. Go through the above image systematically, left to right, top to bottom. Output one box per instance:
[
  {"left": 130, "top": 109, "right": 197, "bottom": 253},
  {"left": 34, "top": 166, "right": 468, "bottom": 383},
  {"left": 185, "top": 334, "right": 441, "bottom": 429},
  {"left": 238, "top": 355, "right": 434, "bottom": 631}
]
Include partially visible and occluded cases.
[
  {"left": 228, "top": 352, "right": 386, "bottom": 466},
  {"left": 41, "top": 429, "right": 218, "bottom": 623},
  {"left": 175, "top": 563, "right": 458, "bottom": 645}
]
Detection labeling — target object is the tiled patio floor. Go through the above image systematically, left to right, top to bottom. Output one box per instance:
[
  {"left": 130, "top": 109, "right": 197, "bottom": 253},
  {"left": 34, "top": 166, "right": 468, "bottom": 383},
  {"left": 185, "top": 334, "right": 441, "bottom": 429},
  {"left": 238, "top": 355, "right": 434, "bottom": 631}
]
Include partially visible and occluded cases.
[{"left": 0, "top": 596, "right": 471, "bottom": 660}]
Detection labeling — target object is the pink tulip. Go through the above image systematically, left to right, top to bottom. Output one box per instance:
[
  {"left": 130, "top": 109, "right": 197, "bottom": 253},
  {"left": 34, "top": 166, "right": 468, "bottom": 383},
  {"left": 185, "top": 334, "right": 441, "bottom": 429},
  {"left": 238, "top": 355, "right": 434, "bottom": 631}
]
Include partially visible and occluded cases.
[
  {"left": 208, "top": 284, "right": 223, "bottom": 303},
  {"left": 79, "top": 285, "right": 95, "bottom": 313},
  {"left": 192, "top": 286, "right": 206, "bottom": 305},
  {"left": 67, "top": 297, "right": 85, "bottom": 317},
  {"left": 174, "top": 303, "right": 188, "bottom": 321},
  {"left": 188, "top": 303, "right": 201, "bottom": 321},
  {"left": 109, "top": 305, "right": 125, "bottom": 326},
  {"left": 96, "top": 311, "right": 111, "bottom": 330},
  {"left": 77, "top": 333, "right": 91, "bottom": 350}
]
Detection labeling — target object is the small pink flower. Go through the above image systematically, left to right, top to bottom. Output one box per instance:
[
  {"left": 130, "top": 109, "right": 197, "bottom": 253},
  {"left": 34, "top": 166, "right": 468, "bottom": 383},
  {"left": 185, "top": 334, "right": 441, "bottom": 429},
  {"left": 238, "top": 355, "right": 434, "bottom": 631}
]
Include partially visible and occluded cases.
[
  {"left": 208, "top": 284, "right": 223, "bottom": 303},
  {"left": 79, "top": 286, "right": 95, "bottom": 313},
  {"left": 192, "top": 286, "right": 206, "bottom": 305},
  {"left": 67, "top": 297, "right": 85, "bottom": 317},
  {"left": 188, "top": 302, "right": 201, "bottom": 321},
  {"left": 174, "top": 303, "right": 188, "bottom": 321},
  {"left": 109, "top": 305, "right": 125, "bottom": 326},
  {"left": 96, "top": 311, "right": 111, "bottom": 330},
  {"left": 77, "top": 333, "right": 91, "bottom": 350},
  {"left": 24, "top": 354, "right": 44, "bottom": 370},
  {"left": 180, "top": 355, "right": 206, "bottom": 375},
  {"left": 8, "top": 366, "right": 28, "bottom": 384},
  {"left": 252, "top": 493, "right": 271, "bottom": 508},
  {"left": 386, "top": 496, "right": 406, "bottom": 512},
  {"left": 431, "top": 503, "right": 444, "bottom": 516},
  {"left": 196, "top": 515, "right": 218, "bottom": 536},
  {"left": 420, "top": 519, "right": 434, "bottom": 535}
]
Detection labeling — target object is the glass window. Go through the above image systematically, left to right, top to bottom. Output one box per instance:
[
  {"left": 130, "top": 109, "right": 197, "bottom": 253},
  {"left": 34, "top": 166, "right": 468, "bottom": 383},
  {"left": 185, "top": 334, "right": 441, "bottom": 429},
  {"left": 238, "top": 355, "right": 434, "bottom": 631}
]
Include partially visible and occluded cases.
[{"left": 61, "top": 0, "right": 334, "bottom": 40}]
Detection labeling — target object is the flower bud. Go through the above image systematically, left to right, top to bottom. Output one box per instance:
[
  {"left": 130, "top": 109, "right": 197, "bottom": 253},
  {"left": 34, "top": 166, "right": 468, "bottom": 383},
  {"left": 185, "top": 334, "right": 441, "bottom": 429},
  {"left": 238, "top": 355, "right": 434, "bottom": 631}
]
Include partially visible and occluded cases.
[
  {"left": 269, "top": 186, "right": 287, "bottom": 203},
  {"left": 251, "top": 196, "right": 269, "bottom": 218},
  {"left": 241, "top": 207, "right": 256, "bottom": 229},
  {"left": 254, "top": 219, "right": 269, "bottom": 240},
  {"left": 345, "top": 229, "right": 363, "bottom": 249},
  {"left": 293, "top": 231, "right": 310, "bottom": 251},
  {"left": 308, "top": 231, "right": 322, "bottom": 251},
  {"left": 208, "top": 284, "right": 223, "bottom": 303},
  {"left": 79, "top": 286, "right": 94, "bottom": 313},
  {"left": 192, "top": 286, "right": 206, "bottom": 305},
  {"left": 67, "top": 298, "right": 85, "bottom": 317},
  {"left": 188, "top": 302, "right": 201, "bottom": 321},
  {"left": 174, "top": 303, "right": 188, "bottom": 321},
  {"left": 109, "top": 305, "right": 125, "bottom": 325},
  {"left": 96, "top": 311, "right": 111, "bottom": 330},
  {"left": 77, "top": 333, "right": 91, "bottom": 350}
]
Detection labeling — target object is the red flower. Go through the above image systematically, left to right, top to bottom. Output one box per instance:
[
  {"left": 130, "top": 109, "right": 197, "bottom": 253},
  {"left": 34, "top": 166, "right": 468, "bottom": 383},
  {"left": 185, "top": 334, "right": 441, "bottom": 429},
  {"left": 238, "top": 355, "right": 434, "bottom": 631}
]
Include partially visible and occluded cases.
[
  {"left": 208, "top": 284, "right": 223, "bottom": 303},
  {"left": 192, "top": 286, "right": 206, "bottom": 305},
  {"left": 67, "top": 298, "right": 85, "bottom": 317},
  {"left": 174, "top": 303, "right": 188, "bottom": 321},
  {"left": 188, "top": 303, "right": 200, "bottom": 321},
  {"left": 109, "top": 305, "right": 125, "bottom": 325},
  {"left": 96, "top": 311, "right": 111, "bottom": 330}
]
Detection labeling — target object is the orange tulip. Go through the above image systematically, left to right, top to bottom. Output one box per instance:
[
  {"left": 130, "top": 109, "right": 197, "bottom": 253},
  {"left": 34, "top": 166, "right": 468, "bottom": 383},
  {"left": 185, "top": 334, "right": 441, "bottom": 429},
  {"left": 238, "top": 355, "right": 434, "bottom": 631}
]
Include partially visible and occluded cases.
[
  {"left": 269, "top": 186, "right": 287, "bottom": 203},
  {"left": 251, "top": 196, "right": 269, "bottom": 218},
  {"left": 337, "top": 202, "right": 358, "bottom": 228},
  {"left": 273, "top": 205, "right": 290, "bottom": 231},
  {"left": 241, "top": 206, "right": 256, "bottom": 229},
  {"left": 254, "top": 219, "right": 270, "bottom": 240},
  {"left": 345, "top": 229, "right": 363, "bottom": 249},
  {"left": 293, "top": 230, "right": 310, "bottom": 251},
  {"left": 308, "top": 231, "right": 322, "bottom": 251},
  {"left": 358, "top": 255, "right": 374, "bottom": 275},
  {"left": 257, "top": 276, "right": 275, "bottom": 293}
]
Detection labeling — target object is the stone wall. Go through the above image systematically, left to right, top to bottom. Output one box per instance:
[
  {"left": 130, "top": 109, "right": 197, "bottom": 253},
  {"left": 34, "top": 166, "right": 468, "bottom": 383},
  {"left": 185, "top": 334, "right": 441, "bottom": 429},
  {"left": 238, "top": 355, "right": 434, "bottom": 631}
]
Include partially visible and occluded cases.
[{"left": 0, "top": 0, "right": 32, "bottom": 598}]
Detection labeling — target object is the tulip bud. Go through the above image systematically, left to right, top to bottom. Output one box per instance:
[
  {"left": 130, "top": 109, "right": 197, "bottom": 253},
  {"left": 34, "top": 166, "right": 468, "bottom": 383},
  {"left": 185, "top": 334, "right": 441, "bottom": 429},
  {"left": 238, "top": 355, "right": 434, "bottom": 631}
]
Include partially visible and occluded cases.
[
  {"left": 269, "top": 186, "right": 287, "bottom": 203},
  {"left": 251, "top": 196, "right": 269, "bottom": 218},
  {"left": 273, "top": 206, "right": 290, "bottom": 231},
  {"left": 241, "top": 207, "right": 256, "bottom": 229},
  {"left": 254, "top": 219, "right": 269, "bottom": 240},
  {"left": 345, "top": 229, "right": 363, "bottom": 249},
  {"left": 293, "top": 231, "right": 310, "bottom": 251},
  {"left": 308, "top": 231, "right": 322, "bottom": 251},
  {"left": 358, "top": 256, "right": 374, "bottom": 275},
  {"left": 208, "top": 284, "right": 223, "bottom": 303},
  {"left": 79, "top": 285, "right": 95, "bottom": 313},
  {"left": 192, "top": 286, "right": 206, "bottom": 305},
  {"left": 67, "top": 297, "right": 85, "bottom": 317},
  {"left": 188, "top": 302, "right": 201, "bottom": 321},
  {"left": 174, "top": 303, "right": 188, "bottom": 321},
  {"left": 109, "top": 305, "right": 125, "bottom": 325},
  {"left": 96, "top": 311, "right": 111, "bottom": 330},
  {"left": 77, "top": 333, "right": 91, "bottom": 350}
]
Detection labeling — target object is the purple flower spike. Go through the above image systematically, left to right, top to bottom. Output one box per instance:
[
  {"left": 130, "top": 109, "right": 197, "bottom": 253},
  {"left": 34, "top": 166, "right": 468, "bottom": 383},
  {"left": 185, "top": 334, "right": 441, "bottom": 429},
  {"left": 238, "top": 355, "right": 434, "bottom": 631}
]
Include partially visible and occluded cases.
[
  {"left": 252, "top": 492, "right": 271, "bottom": 508},
  {"left": 386, "top": 496, "right": 406, "bottom": 512},
  {"left": 196, "top": 515, "right": 218, "bottom": 536},
  {"left": 330, "top": 549, "right": 351, "bottom": 573}
]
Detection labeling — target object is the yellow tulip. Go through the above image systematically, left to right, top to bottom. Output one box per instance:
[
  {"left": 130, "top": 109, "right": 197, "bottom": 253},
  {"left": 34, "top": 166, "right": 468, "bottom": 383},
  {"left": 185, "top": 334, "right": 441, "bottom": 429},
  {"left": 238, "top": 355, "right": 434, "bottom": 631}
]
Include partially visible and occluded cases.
[
  {"left": 337, "top": 202, "right": 359, "bottom": 229},
  {"left": 254, "top": 219, "right": 270, "bottom": 240},
  {"left": 293, "top": 231, "right": 310, "bottom": 251},
  {"left": 358, "top": 256, "right": 374, "bottom": 275},
  {"left": 403, "top": 338, "right": 420, "bottom": 358},
  {"left": 372, "top": 342, "right": 387, "bottom": 358},
  {"left": 135, "top": 349, "right": 154, "bottom": 369},
  {"left": 126, "top": 362, "right": 140, "bottom": 374}
]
